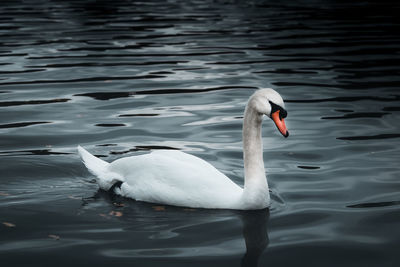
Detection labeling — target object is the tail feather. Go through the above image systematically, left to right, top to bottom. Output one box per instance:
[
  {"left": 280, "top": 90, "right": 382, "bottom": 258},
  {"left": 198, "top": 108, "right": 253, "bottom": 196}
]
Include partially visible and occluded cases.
[
  {"left": 77, "top": 145, "right": 123, "bottom": 190},
  {"left": 78, "top": 145, "right": 109, "bottom": 176}
]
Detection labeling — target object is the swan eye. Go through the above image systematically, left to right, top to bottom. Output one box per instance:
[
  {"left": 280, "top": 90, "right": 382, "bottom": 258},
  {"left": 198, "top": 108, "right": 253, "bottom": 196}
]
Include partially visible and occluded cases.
[
  {"left": 269, "top": 101, "right": 287, "bottom": 119},
  {"left": 280, "top": 109, "right": 287, "bottom": 119}
]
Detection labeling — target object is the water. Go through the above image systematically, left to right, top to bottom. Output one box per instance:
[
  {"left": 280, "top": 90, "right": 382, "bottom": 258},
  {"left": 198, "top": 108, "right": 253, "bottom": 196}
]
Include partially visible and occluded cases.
[{"left": 1, "top": 0, "right": 399, "bottom": 266}]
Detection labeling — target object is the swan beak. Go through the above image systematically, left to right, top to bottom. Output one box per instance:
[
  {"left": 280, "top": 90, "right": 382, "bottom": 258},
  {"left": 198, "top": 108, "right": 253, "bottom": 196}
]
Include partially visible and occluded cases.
[{"left": 271, "top": 111, "right": 289, "bottom": 138}]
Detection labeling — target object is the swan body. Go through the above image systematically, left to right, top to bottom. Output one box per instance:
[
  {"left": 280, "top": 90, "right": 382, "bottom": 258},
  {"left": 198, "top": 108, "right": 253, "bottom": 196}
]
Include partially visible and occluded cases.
[{"left": 78, "top": 88, "right": 289, "bottom": 210}]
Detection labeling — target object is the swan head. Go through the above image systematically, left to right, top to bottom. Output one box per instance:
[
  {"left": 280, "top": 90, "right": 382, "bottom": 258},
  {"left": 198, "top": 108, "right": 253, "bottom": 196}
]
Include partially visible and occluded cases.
[{"left": 250, "top": 88, "right": 289, "bottom": 138}]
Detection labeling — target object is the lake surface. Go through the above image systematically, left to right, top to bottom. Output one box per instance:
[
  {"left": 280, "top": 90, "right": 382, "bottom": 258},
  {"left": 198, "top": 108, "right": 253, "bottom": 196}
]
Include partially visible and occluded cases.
[{"left": 1, "top": 0, "right": 399, "bottom": 266}]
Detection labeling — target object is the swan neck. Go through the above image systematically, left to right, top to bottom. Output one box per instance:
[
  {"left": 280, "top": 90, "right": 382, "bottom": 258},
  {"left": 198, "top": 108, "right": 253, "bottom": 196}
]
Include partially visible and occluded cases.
[
  {"left": 241, "top": 102, "right": 270, "bottom": 208},
  {"left": 243, "top": 106, "right": 265, "bottom": 182}
]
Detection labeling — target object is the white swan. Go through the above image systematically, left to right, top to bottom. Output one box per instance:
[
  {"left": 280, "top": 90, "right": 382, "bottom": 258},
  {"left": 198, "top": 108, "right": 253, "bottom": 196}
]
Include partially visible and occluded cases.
[{"left": 78, "top": 88, "right": 289, "bottom": 210}]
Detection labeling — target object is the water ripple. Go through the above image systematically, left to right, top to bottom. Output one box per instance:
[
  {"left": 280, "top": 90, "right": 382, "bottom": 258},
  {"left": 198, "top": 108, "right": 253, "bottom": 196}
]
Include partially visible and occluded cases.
[
  {"left": 1, "top": 0, "right": 399, "bottom": 265},
  {"left": 0, "top": 75, "right": 164, "bottom": 86},
  {"left": 75, "top": 86, "right": 257, "bottom": 100},
  {"left": 286, "top": 95, "right": 400, "bottom": 103},
  {"left": 0, "top": 98, "right": 70, "bottom": 107},
  {"left": 321, "top": 112, "right": 390, "bottom": 120},
  {"left": 0, "top": 121, "right": 51, "bottom": 129},
  {"left": 337, "top": 134, "right": 400, "bottom": 141}
]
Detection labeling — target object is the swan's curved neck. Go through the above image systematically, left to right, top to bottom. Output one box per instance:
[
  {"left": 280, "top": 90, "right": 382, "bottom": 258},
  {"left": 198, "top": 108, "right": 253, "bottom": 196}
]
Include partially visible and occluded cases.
[{"left": 242, "top": 102, "right": 270, "bottom": 208}]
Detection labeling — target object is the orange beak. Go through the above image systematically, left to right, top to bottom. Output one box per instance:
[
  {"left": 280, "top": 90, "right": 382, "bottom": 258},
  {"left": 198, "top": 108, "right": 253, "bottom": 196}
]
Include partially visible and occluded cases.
[{"left": 271, "top": 110, "right": 289, "bottom": 138}]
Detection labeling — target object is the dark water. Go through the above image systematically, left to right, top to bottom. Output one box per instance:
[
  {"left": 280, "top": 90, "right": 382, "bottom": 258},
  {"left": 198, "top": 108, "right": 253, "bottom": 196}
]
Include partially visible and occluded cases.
[{"left": 1, "top": 0, "right": 400, "bottom": 266}]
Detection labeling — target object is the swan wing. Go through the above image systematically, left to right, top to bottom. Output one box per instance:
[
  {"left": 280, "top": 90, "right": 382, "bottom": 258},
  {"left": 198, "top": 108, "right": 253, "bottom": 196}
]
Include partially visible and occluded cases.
[{"left": 109, "top": 150, "right": 243, "bottom": 208}]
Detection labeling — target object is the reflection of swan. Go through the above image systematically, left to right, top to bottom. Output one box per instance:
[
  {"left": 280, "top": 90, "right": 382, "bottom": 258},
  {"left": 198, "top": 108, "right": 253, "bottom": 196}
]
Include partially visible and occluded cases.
[
  {"left": 78, "top": 88, "right": 289, "bottom": 210},
  {"left": 85, "top": 190, "right": 269, "bottom": 265},
  {"left": 240, "top": 210, "right": 269, "bottom": 267}
]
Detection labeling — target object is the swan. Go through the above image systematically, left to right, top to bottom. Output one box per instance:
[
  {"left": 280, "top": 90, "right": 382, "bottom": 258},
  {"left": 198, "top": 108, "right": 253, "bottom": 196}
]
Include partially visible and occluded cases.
[{"left": 78, "top": 88, "right": 289, "bottom": 210}]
